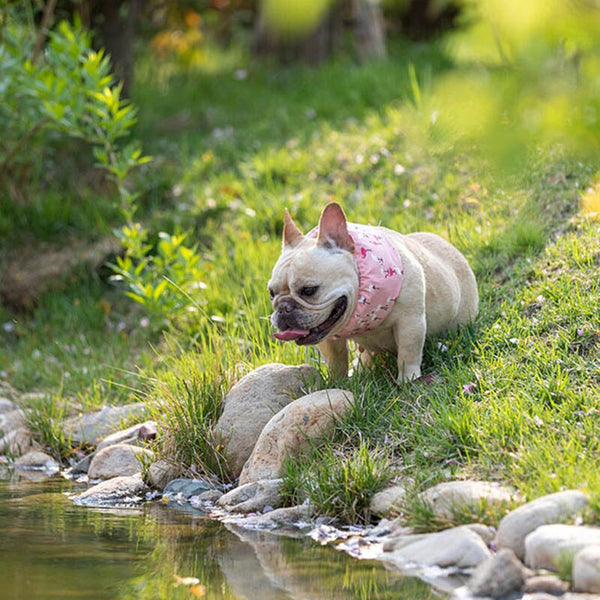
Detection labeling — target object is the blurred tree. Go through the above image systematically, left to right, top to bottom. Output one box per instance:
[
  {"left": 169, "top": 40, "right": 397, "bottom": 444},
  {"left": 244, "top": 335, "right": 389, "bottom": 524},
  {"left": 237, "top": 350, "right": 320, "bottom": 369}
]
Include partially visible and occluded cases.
[{"left": 254, "top": 0, "right": 387, "bottom": 64}]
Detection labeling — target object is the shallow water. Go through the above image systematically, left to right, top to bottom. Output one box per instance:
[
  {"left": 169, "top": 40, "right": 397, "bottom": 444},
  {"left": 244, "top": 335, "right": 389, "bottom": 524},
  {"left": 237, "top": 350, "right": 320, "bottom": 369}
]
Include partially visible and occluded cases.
[{"left": 0, "top": 473, "right": 440, "bottom": 600}]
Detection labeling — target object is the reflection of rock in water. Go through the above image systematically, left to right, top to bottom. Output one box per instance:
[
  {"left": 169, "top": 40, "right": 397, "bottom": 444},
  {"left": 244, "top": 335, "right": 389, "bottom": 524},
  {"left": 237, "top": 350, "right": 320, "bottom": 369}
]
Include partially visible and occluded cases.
[
  {"left": 223, "top": 524, "right": 437, "bottom": 600},
  {"left": 219, "top": 529, "right": 291, "bottom": 600}
]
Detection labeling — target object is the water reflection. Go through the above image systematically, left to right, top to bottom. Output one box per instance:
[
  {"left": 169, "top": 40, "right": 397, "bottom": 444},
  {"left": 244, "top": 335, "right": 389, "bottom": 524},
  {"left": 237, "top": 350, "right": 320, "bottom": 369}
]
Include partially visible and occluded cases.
[{"left": 0, "top": 475, "right": 439, "bottom": 600}]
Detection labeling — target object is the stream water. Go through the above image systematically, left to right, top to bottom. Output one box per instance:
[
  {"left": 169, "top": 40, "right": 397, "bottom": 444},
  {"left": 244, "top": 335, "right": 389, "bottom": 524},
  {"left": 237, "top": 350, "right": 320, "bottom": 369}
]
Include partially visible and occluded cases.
[{"left": 0, "top": 473, "right": 441, "bottom": 600}]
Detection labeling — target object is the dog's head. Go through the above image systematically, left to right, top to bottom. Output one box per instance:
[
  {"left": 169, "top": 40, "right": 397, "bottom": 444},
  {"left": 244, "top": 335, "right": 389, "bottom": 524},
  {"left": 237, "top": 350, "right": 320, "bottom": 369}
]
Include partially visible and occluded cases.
[{"left": 268, "top": 203, "right": 359, "bottom": 345}]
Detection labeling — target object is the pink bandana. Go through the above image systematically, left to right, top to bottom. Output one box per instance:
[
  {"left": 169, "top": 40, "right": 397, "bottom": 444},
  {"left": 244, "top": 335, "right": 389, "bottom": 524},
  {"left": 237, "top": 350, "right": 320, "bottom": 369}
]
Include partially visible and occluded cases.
[{"left": 311, "top": 223, "right": 404, "bottom": 339}]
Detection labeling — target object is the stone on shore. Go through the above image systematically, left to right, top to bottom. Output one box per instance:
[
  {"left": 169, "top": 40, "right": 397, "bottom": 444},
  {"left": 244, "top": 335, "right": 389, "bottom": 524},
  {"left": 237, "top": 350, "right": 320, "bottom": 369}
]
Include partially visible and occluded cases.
[
  {"left": 214, "top": 363, "right": 320, "bottom": 479},
  {"left": 239, "top": 389, "right": 353, "bottom": 485},
  {"left": 0, "top": 398, "right": 16, "bottom": 415},
  {"left": 63, "top": 403, "right": 147, "bottom": 445},
  {"left": 0, "top": 408, "right": 25, "bottom": 435},
  {"left": 96, "top": 420, "right": 158, "bottom": 451},
  {"left": 0, "top": 428, "right": 33, "bottom": 456},
  {"left": 88, "top": 443, "right": 154, "bottom": 480},
  {"left": 14, "top": 450, "right": 59, "bottom": 473},
  {"left": 146, "top": 459, "right": 180, "bottom": 490},
  {"left": 72, "top": 473, "right": 147, "bottom": 507},
  {"left": 163, "top": 478, "right": 218, "bottom": 499},
  {"left": 217, "top": 479, "right": 283, "bottom": 513},
  {"left": 419, "top": 480, "right": 517, "bottom": 521},
  {"left": 369, "top": 484, "right": 406, "bottom": 517},
  {"left": 495, "top": 490, "right": 589, "bottom": 559},
  {"left": 236, "top": 504, "right": 314, "bottom": 530},
  {"left": 525, "top": 524, "right": 600, "bottom": 571},
  {"left": 383, "top": 525, "right": 492, "bottom": 569},
  {"left": 573, "top": 545, "right": 600, "bottom": 594},
  {"left": 467, "top": 548, "right": 527, "bottom": 599},
  {"left": 524, "top": 575, "right": 569, "bottom": 595}
]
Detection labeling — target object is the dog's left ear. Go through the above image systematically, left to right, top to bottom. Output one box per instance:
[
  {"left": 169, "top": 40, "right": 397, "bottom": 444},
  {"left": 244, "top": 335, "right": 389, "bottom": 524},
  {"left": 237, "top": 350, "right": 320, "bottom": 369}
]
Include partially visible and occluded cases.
[
  {"left": 317, "top": 202, "right": 355, "bottom": 253},
  {"left": 283, "top": 208, "right": 304, "bottom": 249}
]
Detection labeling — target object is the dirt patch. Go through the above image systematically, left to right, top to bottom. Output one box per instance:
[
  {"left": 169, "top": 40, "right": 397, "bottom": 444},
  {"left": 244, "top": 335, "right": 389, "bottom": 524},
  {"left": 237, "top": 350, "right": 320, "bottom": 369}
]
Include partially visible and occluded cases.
[{"left": 0, "top": 237, "right": 122, "bottom": 312}]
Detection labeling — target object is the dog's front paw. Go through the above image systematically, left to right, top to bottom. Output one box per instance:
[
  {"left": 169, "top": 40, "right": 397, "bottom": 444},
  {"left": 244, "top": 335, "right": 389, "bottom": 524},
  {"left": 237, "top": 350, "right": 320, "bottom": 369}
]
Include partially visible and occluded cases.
[{"left": 398, "top": 364, "right": 421, "bottom": 383}]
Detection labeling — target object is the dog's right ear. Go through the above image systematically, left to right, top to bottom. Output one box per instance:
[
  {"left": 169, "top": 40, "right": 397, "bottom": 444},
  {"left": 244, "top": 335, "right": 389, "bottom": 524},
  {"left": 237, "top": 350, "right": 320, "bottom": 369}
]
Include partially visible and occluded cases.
[{"left": 282, "top": 208, "right": 304, "bottom": 249}]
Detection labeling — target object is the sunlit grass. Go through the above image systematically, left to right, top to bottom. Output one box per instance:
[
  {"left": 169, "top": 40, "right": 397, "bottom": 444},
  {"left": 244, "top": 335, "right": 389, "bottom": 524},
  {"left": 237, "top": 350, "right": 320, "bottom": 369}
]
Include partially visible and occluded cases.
[{"left": 3, "top": 29, "right": 600, "bottom": 527}]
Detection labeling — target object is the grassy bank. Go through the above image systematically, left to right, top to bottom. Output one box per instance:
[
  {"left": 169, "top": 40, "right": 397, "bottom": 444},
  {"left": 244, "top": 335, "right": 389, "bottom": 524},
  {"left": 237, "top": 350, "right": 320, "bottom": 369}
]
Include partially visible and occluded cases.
[{"left": 2, "top": 31, "right": 600, "bottom": 527}]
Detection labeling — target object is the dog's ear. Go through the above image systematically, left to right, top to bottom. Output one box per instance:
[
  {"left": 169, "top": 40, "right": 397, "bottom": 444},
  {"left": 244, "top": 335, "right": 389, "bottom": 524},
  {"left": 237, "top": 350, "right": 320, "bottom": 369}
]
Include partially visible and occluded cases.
[
  {"left": 317, "top": 202, "right": 354, "bottom": 253},
  {"left": 283, "top": 208, "right": 304, "bottom": 249}
]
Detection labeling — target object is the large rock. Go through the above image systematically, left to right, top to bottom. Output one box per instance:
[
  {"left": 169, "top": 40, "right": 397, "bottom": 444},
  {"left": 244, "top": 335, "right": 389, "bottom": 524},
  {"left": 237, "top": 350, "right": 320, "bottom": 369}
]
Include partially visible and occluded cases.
[
  {"left": 214, "top": 363, "right": 320, "bottom": 479},
  {"left": 239, "top": 389, "right": 353, "bottom": 485},
  {"left": 0, "top": 398, "right": 16, "bottom": 414},
  {"left": 63, "top": 403, "right": 147, "bottom": 445},
  {"left": 0, "top": 408, "right": 25, "bottom": 435},
  {"left": 96, "top": 420, "right": 158, "bottom": 451},
  {"left": 0, "top": 428, "right": 33, "bottom": 456},
  {"left": 88, "top": 443, "right": 154, "bottom": 480},
  {"left": 14, "top": 450, "right": 59, "bottom": 473},
  {"left": 146, "top": 459, "right": 180, "bottom": 490},
  {"left": 72, "top": 473, "right": 147, "bottom": 507},
  {"left": 163, "top": 478, "right": 217, "bottom": 499},
  {"left": 217, "top": 479, "right": 283, "bottom": 513},
  {"left": 419, "top": 480, "right": 517, "bottom": 521},
  {"left": 369, "top": 484, "right": 406, "bottom": 517},
  {"left": 495, "top": 490, "right": 589, "bottom": 559},
  {"left": 235, "top": 504, "right": 314, "bottom": 530},
  {"left": 525, "top": 524, "right": 600, "bottom": 570},
  {"left": 383, "top": 525, "right": 492, "bottom": 569},
  {"left": 574, "top": 545, "right": 600, "bottom": 593},
  {"left": 467, "top": 548, "right": 527, "bottom": 599}
]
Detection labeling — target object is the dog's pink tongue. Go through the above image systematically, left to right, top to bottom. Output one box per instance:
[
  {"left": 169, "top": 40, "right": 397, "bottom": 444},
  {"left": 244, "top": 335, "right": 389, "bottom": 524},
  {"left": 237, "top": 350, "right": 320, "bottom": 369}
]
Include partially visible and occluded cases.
[{"left": 273, "top": 329, "right": 310, "bottom": 341}]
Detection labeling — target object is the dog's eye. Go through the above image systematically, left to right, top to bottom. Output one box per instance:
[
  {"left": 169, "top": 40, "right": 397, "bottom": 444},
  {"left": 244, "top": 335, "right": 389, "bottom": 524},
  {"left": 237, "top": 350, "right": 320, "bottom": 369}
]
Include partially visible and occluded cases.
[
  {"left": 300, "top": 286, "right": 319, "bottom": 297},
  {"left": 268, "top": 288, "right": 275, "bottom": 299}
]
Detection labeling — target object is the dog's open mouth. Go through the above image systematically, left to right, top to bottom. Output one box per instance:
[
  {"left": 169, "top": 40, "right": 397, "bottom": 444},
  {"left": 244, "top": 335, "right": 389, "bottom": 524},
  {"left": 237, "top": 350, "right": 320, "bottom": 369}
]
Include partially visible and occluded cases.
[{"left": 273, "top": 296, "right": 348, "bottom": 345}]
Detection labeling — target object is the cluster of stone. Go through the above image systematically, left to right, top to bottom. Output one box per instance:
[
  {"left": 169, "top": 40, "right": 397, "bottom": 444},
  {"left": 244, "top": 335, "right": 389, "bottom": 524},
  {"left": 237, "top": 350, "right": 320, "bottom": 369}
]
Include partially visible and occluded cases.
[{"left": 4, "top": 366, "right": 600, "bottom": 597}]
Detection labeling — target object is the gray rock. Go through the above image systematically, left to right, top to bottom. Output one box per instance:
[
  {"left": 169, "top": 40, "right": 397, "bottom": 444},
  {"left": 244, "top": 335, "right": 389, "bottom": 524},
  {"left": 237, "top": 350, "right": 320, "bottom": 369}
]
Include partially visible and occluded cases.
[
  {"left": 214, "top": 363, "right": 320, "bottom": 479},
  {"left": 0, "top": 382, "right": 17, "bottom": 401},
  {"left": 239, "top": 389, "right": 353, "bottom": 485},
  {"left": 0, "top": 398, "right": 16, "bottom": 414},
  {"left": 63, "top": 403, "right": 147, "bottom": 445},
  {"left": 0, "top": 408, "right": 25, "bottom": 435},
  {"left": 96, "top": 420, "right": 158, "bottom": 451},
  {"left": 0, "top": 428, "right": 33, "bottom": 456},
  {"left": 88, "top": 443, "right": 154, "bottom": 480},
  {"left": 14, "top": 450, "right": 59, "bottom": 472},
  {"left": 70, "top": 453, "right": 93, "bottom": 475},
  {"left": 146, "top": 458, "right": 180, "bottom": 490},
  {"left": 72, "top": 473, "right": 147, "bottom": 507},
  {"left": 163, "top": 478, "right": 217, "bottom": 499},
  {"left": 217, "top": 479, "right": 283, "bottom": 513},
  {"left": 419, "top": 480, "right": 518, "bottom": 521},
  {"left": 369, "top": 484, "right": 406, "bottom": 517},
  {"left": 196, "top": 489, "right": 224, "bottom": 503},
  {"left": 496, "top": 490, "right": 589, "bottom": 559},
  {"left": 237, "top": 504, "right": 314, "bottom": 530},
  {"left": 465, "top": 523, "right": 496, "bottom": 546},
  {"left": 525, "top": 524, "right": 600, "bottom": 570},
  {"left": 384, "top": 525, "right": 492, "bottom": 569},
  {"left": 574, "top": 546, "right": 600, "bottom": 594},
  {"left": 467, "top": 548, "right": 527, "bottom": 598},
  {"left": 524, "top": 575, "right": 569, "bottom": 595}
]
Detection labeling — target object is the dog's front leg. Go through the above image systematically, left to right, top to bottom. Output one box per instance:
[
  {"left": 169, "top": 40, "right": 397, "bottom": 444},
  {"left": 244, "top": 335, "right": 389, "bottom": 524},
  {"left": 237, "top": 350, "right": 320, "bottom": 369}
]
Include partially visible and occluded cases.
[
  {"left": 393, "top": 313, "right": 426, "bottom": 382},
  {"left": 318, "top": 338, "right": 349, "bottom": 379}
]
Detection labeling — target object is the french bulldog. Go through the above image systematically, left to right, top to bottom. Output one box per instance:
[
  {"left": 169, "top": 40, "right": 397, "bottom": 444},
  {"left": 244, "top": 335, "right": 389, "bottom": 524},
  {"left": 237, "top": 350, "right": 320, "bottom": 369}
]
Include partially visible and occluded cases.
[{"left": 268, "top": 202, "right": 478, "bottom": 381}]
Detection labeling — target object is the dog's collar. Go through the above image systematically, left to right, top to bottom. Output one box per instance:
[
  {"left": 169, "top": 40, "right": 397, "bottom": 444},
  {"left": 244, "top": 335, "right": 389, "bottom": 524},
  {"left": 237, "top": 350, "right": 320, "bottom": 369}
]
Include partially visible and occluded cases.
[{"left": 310, "top": 223, "right": 404, "bottom": 339}]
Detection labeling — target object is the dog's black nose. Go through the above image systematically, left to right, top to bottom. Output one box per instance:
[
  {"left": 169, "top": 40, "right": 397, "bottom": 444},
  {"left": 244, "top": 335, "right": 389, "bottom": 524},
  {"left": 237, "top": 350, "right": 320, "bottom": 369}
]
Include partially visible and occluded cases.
[{"left": 277, "top": 298, "right": 296, "bottom": 314}]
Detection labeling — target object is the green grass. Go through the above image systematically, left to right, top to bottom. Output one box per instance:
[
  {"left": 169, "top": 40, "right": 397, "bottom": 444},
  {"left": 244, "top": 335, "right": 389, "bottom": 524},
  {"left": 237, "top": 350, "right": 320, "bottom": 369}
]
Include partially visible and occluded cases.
[{"left": 3, "top": 32, "right": 600, "bottom": 527}]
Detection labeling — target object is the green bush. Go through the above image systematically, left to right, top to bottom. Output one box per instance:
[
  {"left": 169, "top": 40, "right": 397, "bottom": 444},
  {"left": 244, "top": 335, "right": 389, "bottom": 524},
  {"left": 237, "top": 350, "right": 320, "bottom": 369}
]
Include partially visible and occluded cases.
[{"left": 0, "top": 16, "right": 145, "bottom": 202}]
